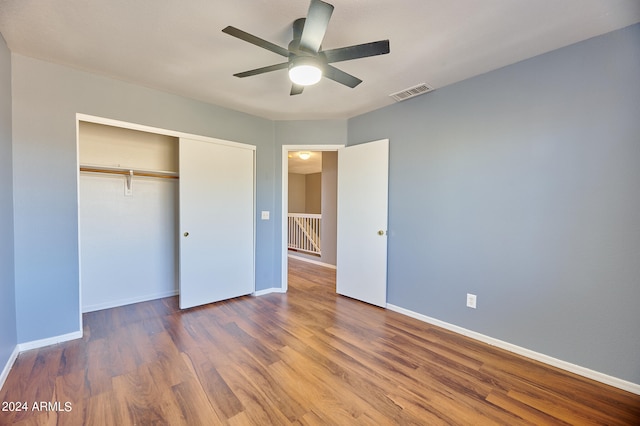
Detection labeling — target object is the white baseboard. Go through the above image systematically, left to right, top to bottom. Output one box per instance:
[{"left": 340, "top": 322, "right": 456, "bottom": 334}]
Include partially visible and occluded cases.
[
  {"left": 287, "top": 254, "right": 337, "bottom": 269},
  {"left": 254, "top": 287, "right": 286, "bottom": 297},
  {"left": 82, "top": 289, "right": 179, "bottom": 313},
  {"left": 386, "top": 304, "right": 640, "bottom": 396},
  {"left": 17, "top": 330, "right": 83, "bottom": 352},
  {"left": 0, "top": 345, "right": 19, "bottom": 391}
]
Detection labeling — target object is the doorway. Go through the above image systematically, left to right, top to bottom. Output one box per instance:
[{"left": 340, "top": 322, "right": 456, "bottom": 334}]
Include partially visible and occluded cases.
[
  {"left": 282, "top": 140, "right": 390, "bottom": 307},
  {"left": 281, "top": 145, "right": 343, "bottom": 292}
]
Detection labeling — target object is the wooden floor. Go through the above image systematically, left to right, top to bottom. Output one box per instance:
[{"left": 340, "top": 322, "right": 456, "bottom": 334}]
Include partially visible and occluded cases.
[{"left": 1, "top": 259, "right": 639, "bottom": 425}]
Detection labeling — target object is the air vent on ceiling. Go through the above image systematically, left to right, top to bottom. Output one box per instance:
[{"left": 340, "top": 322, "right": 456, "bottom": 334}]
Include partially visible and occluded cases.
[{"left": 389, "top": 83, "right": 434, "bottom": 102}]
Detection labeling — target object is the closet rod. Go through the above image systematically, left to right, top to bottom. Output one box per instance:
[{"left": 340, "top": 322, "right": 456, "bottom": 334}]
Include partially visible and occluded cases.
[{"left": 79, "top": 166, "right": 179, "bottom": 180}]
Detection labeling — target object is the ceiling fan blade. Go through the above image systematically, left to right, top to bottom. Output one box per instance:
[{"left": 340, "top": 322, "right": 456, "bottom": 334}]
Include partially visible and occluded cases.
[
  {"left": 299, "top": 0, "right": 334, "bottom": 54},
  {"left": 222, "top": 26, "right": 290, "bottom": 57},
  {"left": 323, "top": 40, "right": 390, "bottom": 63},
  {"left": 234, "top": 62, "right": 289, "bottom": 78},
  {"left": 324, "top": 65, "right": 362, "bottom": 88},
  {"left": 290, "top": 84, "right": 305, "bottom": 96}
]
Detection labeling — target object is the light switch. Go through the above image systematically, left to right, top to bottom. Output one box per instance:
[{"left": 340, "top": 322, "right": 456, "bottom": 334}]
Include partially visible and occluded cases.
[{"left": 261, "top": 211, "right": 270, "bottom": 220}]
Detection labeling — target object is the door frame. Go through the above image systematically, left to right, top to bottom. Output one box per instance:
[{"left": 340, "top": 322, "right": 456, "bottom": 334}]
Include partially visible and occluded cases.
[{"left": 281, "top": 144, "right": 344, "bottom": 292}]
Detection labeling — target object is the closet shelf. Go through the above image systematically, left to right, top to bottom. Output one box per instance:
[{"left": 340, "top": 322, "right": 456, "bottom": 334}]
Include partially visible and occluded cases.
[{"left": 79, "top": 164, "right": 179, "bottom": 179}]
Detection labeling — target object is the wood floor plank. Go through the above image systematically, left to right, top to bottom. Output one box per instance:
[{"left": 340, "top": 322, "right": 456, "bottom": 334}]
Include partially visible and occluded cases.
[
  {"left": 1, "top": 257, "right": 639, "bottom": 425},
  {"left": 148, "top": 330, "right": 193, "bottom": 388},
  {"left": 84, "top": 338, "right": 113, "bottom": 397},
  {"left": 278, "top": 338, "right": 406, "bottom": 422},
  {"left": 56, "top": 339, "right": 87, "bottom": 377},
  {"left": 224, "top": 346, "right": 307, "bottom": 422},
  {"left": 9, "top": 347, "right": 62, "bottom": 424},
  {"left": 0, "top": 350, "right": 37, "bottom": 402},
  {"left": 183, "top": 356, "right": 244, "bottom": 421},
  {"left": 216, "top": 362, "right": 292, "bottom": 425},
  {"left": 112, "top": 363, "right": 167, "bottom": 425},
  {"left": 53, "top": 370, "right": 85, "bottom": 426},
  {"left": 171, "top": 378, "right": 224, "bottom": 425},
  {"left": 386, "top": 387, "right": 477, "bottom": 426},
  {"left": 485, "top": 389, "right": 573, "bottom": 425},
  {"left": 85, "top": 391, "right": 126, "bottom": 426},
  {"left": 11, "top": 411, "right": 57, "bottom": 426}
]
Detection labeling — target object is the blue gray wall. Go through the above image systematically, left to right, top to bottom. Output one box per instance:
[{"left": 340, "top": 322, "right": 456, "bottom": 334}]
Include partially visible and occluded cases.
[
  {"left": 348, "top": 24, "right": 640, "bottom": 383},
  {"left": 0, "top": 35, "right": 17, "bottom": 372},
  {"left": 11, "top": 54, "right": 277, "bottom": 343}
]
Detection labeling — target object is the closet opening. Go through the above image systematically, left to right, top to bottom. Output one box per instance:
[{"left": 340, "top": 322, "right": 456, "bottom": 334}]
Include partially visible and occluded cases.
[
  {"left": 77, "top": 114, "right": 257, "bottom": 318},
  {"left": 78, "top": 120, "right": 180, "bottom": 313}
]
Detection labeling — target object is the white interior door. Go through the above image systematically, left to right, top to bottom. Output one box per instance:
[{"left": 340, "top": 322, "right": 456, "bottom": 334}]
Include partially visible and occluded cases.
[
  {"left": 179, "top": 137, "right": 255, "bottom": 309},
  {"left": 336, "top": 139, "right": 389, "bottom": 307}
]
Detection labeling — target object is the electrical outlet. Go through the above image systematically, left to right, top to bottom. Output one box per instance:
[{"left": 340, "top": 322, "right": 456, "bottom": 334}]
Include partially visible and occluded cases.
[
  {"left": 261, "top": 211, "right": 270, "bottom": 220},
  {"left": 466, "top": 293, "right": 477, "bottom": 309}
]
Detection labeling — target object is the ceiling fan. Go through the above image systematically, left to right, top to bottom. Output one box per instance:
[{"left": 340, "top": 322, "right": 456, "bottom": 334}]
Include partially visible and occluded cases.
[{"left": 222, "top": 0, "right": 390, "bottom": 96}]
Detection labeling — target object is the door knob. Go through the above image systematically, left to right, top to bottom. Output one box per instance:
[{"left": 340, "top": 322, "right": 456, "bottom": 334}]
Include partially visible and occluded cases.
[
  {"left": 378, "top": 230, "right": 385, "bottom": 236},
  {"left": 183, "top": 232, "right": 189, "bottom": 237}
]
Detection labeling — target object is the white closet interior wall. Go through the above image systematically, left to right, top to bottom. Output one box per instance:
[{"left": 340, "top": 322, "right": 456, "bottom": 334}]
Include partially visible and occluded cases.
[{"left": 79, "top": 121, "right": 179, "bottom": 312}]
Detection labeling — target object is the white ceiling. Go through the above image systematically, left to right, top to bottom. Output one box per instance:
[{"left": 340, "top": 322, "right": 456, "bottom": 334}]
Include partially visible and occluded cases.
[
  {"left": 1, "top": 0, "right": 639, "bottom": 120},
  {"left": 288, "top": 151, "right": 322, "bottom": 175}
]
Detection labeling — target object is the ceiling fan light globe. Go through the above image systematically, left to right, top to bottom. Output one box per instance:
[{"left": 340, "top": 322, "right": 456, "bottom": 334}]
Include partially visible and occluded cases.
[
  {"left": 289, "top": 56, "right": 323, "bottom": 86},
  {"left": 289, "top": 64, "right": 322, "bottom": 86}
]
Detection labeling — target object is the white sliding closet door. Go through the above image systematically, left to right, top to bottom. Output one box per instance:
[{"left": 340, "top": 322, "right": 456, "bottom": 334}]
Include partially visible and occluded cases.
[{"left": 179, "top": 137, "right": 255, "bottom": 309}]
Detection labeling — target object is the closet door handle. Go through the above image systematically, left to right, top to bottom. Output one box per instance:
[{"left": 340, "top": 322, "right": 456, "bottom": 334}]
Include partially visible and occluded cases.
[{"left": 183, "top": 232, "right": 189, "bottom": 237}]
